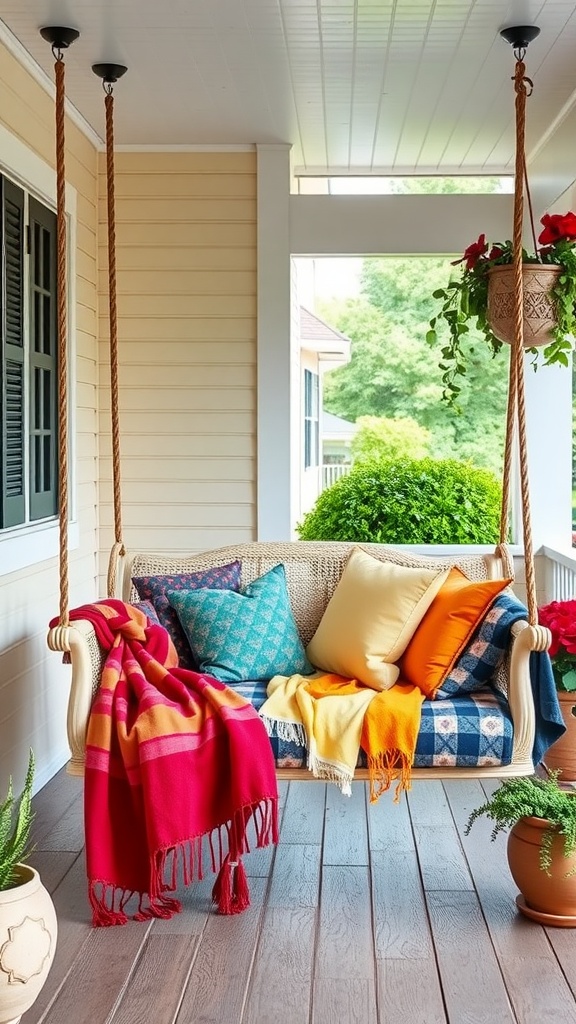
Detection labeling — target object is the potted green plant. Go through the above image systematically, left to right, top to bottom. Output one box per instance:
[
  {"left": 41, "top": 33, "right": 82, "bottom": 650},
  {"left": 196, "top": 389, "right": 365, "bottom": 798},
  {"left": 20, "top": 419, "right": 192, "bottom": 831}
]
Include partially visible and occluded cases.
[
  {"left": 427, "top": 211, "right": 576, "bottom": 402},
  {"left": 538, "top": 599, "right": 576, "bottom": 781},
  {"left": 0, "top": 750, "right": 58, "bottom": 1024},
  {"left": 466, "top": 773, "right": 576, "bottom": 926}
]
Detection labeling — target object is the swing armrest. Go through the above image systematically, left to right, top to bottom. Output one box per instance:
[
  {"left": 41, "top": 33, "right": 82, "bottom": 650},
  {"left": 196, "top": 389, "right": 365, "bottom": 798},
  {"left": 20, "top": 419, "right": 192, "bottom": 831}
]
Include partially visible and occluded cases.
[
  {"left": 504, "top": 619, "right": 550, "bottom": 770},
  {"left": 47, "top": 620, "right": 106, "bottom": 777}
]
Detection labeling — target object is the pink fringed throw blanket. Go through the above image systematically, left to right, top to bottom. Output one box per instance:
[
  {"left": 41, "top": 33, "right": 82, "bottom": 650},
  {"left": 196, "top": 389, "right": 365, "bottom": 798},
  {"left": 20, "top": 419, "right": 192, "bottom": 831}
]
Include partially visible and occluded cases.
[{"left": 57, "top": 600, "right": 279, "bottom": 925}]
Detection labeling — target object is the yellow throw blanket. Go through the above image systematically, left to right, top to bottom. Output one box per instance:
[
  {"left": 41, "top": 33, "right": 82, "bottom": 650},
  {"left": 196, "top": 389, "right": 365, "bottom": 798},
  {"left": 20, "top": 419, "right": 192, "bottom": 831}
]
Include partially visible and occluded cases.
[{"left": 259, "top": 673, "right": 424, "bottom": 802}]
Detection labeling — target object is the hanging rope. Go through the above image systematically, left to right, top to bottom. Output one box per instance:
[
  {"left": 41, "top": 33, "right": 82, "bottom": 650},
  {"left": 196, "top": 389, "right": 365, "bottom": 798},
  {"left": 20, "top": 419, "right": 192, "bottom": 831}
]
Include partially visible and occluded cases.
[
  {"left": 497, "top": 54, "right": 538, "bottom": 625},
  {"left": 54, "top": 55, "right": 70, "bottom": 628},
  {"left": 103, "top": 85, "right": 126, "bottom": 596}
]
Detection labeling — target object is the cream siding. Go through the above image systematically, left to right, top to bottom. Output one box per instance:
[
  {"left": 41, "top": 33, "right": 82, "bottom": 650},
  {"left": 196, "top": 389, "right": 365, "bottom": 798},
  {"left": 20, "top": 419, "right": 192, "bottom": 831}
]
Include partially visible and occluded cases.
[
  {"left": 0, "top": 42, "right": 99, "bottom": 793},
  {"left": 97, "top": 151, "right": 257, "bottom": 580}
]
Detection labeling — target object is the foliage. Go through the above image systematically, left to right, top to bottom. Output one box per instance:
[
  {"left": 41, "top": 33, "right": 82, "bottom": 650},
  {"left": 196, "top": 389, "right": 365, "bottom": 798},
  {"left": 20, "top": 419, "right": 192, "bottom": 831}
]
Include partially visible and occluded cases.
[
  {"left": 427, "top": 212, "right": 576, "bottom": 403},
  {"left": 320, "top": 267, "right": 509, "bottom": 477},
  {"left": 351, "top": 415, "right": 431, "bottom": 463},
  {"left": 296, "top": 457, "right": 502, "bottom": 545},
  {"left": 538, "top": 600, "right": 576, "bottom": 693},
  {"left": 0, "top": 750, "right": 35, "bottom": 890},
  {"left": 465, "top": 773, "right": 576, "bottom": 876}
]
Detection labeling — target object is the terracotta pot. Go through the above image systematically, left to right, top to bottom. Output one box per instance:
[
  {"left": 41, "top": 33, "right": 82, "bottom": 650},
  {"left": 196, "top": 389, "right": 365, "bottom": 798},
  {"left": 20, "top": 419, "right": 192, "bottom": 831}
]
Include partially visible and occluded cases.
[
  {"left": 487, "top": 263, "right": 561, "bottom": 347},
  {"left": 544, "top": 690, "right": 576, "bottom": 782},
  {"left": 507, "top": 815, "right": 576, "bottom": 926},
  {"left": 0, "top": 866, "right": 57, "bottom": 1024}
]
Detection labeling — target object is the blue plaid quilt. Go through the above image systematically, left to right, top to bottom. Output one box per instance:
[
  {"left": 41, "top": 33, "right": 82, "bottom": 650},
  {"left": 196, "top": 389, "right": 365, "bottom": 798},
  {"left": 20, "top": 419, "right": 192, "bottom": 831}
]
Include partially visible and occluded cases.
[{"left": 234, "top": 680, "right": 514, "bottom": 769}]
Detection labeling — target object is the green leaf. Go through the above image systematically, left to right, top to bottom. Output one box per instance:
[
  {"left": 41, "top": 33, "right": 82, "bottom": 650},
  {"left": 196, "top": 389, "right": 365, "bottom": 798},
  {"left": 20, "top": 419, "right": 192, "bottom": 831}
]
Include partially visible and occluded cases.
[
  {"left": 426, "top": 329, "right": 437, "bottom": 345},
  {"left": 560, "top": 668, "right": 576, "bottom": 692}
]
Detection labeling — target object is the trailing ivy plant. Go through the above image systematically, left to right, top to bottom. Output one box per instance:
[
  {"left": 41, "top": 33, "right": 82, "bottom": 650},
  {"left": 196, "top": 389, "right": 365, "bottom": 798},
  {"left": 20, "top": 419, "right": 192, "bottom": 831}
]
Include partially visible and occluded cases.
[
  {"left": 427, "top": 212, "right": 576, "bottom": 403},
  {"left": 0, "top": 749, "right": 35, "bottom": 890},
  {"left": 465, "top": 772, "right": 576, "bottom": 876}
]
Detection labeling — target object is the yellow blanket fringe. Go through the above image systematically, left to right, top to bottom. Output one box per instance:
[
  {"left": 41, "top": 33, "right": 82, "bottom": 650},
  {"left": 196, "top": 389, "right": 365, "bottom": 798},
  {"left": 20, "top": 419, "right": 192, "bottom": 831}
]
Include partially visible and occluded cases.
[{"left": 260, "top": 673, "right": 424, "bottom": 802}]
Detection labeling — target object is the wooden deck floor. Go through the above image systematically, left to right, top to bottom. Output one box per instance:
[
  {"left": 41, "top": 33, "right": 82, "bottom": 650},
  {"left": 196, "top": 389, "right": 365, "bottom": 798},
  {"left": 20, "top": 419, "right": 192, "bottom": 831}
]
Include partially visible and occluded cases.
[{"left": 22, "top": 769, "right": 576, "bottom": 1024}]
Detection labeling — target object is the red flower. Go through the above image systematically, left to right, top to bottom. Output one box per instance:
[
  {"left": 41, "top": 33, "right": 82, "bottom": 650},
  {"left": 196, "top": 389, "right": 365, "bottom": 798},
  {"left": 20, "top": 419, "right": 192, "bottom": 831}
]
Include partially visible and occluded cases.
[
  {"left": 538, "top": 212, "right": 576, "bottom": 247},
  {"left": 451, "top": 234, "right": 488, "bottom": 271},
  {"left": 488, "top": 246, "right": 504, "bottom": 261},
  {"left": 538, "top": 600, "right": 576, "bottom": 658}
]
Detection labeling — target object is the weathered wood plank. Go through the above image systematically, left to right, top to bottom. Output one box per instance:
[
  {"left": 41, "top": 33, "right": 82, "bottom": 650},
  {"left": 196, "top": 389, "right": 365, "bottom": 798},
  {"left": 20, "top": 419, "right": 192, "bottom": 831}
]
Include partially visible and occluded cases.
[
  {"left": 31, "top": 767, "right": 82, "bottom": 848},
  {"left": 280, "top": 780, "right": 326, "bottom": 844},
  {"left": 323, "top": 782, "right": 369, "bottom": 865},
  {"left": 370, "top": 791, "right": 434, "bottom": 959},
  {"left": 268, "top": 843, "right": 321, "bottom": 908},
  {"left": 315, "top": 866, "right": 375, "bottom": 980},
  {"left": 175, "top": 878, "right": 266, "bottom": 1022},
  {"left": 426, "top": 890, "right": 516, "bottom": 1024},
  {"left": 243, "top": 906, "right": 316, "bottom": 1024},
  {"left": 34, "top": 919, "right": 153, "bottom": 1024},
  {"left": 109, "top": 935, "right": 200, "bottom": 1024},
  {"left": 377, "top": 959, "right": 447, "bottom": 1024},
  {"left": 313, "top": 979, "right": 377, "bottom": 1024}
]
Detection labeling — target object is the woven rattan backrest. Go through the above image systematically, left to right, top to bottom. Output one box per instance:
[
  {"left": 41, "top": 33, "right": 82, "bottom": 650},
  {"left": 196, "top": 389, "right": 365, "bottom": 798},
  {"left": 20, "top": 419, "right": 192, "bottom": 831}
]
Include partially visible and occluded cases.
[{"left": 124, "top": 541, "right": 514, "bottom": 648}]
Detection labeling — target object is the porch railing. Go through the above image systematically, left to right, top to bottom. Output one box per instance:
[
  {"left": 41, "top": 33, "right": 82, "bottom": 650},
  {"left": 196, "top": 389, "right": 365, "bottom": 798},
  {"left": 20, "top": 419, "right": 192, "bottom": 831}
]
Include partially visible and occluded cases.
[
  {"left": 321, "top": 463, "right": 352, "bottom": 490},
  {"left": 541, "top": 545, "right": 576, "bottom": 602}
]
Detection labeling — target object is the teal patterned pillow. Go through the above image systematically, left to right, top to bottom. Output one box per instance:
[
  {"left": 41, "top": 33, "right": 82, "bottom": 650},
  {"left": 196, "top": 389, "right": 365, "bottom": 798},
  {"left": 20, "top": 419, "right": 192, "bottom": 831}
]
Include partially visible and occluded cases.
[{"left": 167, "top": 564, "right": 313, "bottom": 683}]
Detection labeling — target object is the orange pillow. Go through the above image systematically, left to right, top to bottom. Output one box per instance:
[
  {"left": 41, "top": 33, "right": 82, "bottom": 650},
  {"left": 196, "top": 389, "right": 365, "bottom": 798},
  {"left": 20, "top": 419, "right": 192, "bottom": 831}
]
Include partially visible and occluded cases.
[{"left": 398, "top": 567, "right": 512, "bottom": 699}]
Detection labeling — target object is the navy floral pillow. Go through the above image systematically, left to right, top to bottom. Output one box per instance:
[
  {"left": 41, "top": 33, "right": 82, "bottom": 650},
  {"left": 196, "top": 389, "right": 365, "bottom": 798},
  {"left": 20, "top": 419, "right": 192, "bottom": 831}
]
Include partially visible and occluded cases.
[
  {"left": 132, "top": 561, "right": 241, "bottom": 669},
  {"left": 132, "top": 599, "right": 161, "bottom": 626}
]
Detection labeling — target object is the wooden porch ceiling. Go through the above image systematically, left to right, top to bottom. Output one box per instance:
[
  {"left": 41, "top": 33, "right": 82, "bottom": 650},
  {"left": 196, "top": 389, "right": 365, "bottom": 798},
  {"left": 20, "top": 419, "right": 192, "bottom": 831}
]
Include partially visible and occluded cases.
[{"left": 25, "top": 769, "right": 576, "bottom": 1024}]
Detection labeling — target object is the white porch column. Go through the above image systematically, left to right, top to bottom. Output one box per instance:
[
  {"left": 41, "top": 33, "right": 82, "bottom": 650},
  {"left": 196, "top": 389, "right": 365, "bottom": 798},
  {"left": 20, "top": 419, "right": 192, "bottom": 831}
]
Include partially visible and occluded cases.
[
  {"left": 257, "top": 144, "right": 294, "bottom": 540},
  {"left": 514, "top": 356, "right": 573, "bottom": 551}
]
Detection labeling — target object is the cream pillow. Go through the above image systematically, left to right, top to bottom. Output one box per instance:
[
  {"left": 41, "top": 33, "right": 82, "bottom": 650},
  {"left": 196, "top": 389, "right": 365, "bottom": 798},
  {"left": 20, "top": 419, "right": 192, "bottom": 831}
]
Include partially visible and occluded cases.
[{"left": 306, "top": 547, "right": 451, "bottom": 691}]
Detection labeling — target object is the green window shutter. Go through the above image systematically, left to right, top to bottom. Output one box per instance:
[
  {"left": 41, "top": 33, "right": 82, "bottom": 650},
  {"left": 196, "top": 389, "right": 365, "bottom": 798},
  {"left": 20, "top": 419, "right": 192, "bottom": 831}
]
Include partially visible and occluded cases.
[
  {"left": 1, "top": 178, "right": 25, "bottom": 528},
  {"left": 28, "top": 196, "right": 58, "bottom": 521}
]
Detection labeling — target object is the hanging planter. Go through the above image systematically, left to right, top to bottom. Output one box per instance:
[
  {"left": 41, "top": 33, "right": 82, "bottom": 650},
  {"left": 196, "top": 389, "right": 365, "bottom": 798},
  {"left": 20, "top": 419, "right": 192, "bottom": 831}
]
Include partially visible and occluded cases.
[
  {"left": 427, "top": 216, "right": 576, "bottom": 403},
  {"left": 487, "top": 263, "right": 561, "bottom": 348}
]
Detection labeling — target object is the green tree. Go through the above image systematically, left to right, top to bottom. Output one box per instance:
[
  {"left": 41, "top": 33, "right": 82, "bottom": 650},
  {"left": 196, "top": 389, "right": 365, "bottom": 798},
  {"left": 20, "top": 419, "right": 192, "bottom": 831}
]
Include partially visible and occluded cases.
[
  {"left": 320, "top": 258, "right": 509, "bottom": 476},
  {"left": 352, "top": 415, "right": 430, "bottom": 462}
]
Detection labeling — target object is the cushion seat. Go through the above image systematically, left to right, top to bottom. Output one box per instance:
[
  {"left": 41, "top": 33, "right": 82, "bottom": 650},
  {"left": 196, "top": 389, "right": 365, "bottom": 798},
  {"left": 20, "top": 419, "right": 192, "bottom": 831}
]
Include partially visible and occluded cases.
[{"left": 233, "top": 681, "right": 514, "bottom": 770}]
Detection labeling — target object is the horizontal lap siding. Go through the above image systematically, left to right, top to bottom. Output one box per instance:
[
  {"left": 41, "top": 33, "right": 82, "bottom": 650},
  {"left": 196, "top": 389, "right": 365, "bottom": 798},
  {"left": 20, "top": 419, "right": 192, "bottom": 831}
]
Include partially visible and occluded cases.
[
  {"left": 0, "top": 43, "right": 98, "bottom": 793},
  {"left": 97, "top": 151, "right": 257, "bottom": 582}
]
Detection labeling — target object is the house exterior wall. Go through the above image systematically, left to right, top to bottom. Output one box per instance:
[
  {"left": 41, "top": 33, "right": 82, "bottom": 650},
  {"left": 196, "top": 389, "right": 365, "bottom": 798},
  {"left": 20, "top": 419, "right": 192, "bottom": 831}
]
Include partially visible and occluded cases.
[
  {"left": 0, "top": 41, "right": 99, "bottom": 793},
  {"left": 97, "top": 150, "right": 257, "bottom": 585}
]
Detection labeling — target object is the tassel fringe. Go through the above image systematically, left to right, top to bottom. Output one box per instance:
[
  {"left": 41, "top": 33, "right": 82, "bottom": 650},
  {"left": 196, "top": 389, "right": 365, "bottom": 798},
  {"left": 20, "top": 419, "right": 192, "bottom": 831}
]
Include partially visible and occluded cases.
[
  {"left": 259, "top": 715, "right": 306, "bottom": 747},
  {"left": 307, "top": 747, "right": 353, "bottom": 797},
  {"left": 367, "top": 750, "right": 413, "bottom": 804},
  {"left": 89, "top": 795, "right": 277, "bottom": 927},
  {"left": 212, "top": 855, "right": 251, "bottom": 915}
]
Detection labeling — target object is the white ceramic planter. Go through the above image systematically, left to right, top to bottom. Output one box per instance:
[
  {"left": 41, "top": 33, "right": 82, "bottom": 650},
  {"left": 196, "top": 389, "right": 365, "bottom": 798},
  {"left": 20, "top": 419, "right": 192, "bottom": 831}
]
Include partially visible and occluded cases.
[{"left": 0, "top": 866, "right": 57, "bottom": 1024}]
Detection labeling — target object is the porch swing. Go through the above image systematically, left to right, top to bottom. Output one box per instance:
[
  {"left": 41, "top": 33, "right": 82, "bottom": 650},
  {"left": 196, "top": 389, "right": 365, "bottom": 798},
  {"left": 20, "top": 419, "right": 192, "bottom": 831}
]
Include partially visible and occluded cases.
[{"left": 46, "top": 26, "right": 561, "bottom": 788}]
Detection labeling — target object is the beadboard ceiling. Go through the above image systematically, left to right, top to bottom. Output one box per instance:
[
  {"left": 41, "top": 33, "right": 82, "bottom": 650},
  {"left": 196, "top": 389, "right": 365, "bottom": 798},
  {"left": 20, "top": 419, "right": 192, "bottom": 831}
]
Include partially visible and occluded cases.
[{"left": 2, "top": 0, "right": 576, "bottom": 185}]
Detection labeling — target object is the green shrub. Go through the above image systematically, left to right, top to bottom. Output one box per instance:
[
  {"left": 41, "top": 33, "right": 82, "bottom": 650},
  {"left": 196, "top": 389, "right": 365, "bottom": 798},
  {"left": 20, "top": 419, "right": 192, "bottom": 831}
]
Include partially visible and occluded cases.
[{"left": 297, "top": 457, "right": 502, "bottom": 545}]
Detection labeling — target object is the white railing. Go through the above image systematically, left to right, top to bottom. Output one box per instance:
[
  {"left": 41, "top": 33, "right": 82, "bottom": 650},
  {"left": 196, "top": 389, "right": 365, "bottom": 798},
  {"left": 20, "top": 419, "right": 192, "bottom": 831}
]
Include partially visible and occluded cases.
[
  {"left": 321, "top": 463, "right": 352, "bottom": 490},
  {"left": 541, "top": 545, "right": 576, "bottom": 602}
]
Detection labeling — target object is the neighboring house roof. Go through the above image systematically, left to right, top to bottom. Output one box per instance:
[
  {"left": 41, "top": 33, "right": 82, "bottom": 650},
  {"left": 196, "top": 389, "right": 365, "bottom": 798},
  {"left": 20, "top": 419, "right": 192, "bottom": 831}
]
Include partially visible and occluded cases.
[
  {"left": 299, "top": 307, "right": 352, "bottom": 365},
  {"left": 321, "top": 410, "right": 356, "bottom": 441}
]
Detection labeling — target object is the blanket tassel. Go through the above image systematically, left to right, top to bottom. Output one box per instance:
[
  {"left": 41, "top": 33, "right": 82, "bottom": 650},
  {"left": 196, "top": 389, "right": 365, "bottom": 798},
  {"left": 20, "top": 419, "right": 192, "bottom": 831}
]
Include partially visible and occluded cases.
[{"left": 212, "top": 854, "right": 250, "bottom": 915}]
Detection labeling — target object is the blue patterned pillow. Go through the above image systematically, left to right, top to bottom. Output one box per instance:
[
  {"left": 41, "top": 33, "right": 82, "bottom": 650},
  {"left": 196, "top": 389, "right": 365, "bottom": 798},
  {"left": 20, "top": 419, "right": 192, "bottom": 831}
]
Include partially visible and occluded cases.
[
  {"left": 132, "top": 562, "right": 241, "bottom": 669},
  {"left": 167, "top": 564, "right": 313, "bottom": 683},
  {"left": 436, "top": 592, "right": 525, "bottom": 699}
]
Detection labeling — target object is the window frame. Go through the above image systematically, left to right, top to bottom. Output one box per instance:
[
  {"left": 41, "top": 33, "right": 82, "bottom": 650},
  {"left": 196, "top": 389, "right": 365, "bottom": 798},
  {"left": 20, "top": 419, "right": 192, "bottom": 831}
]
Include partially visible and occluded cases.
[
  {"left": 0, "top": 122, "right": 78, "bottom": 576},
  {"left": 303, "top": 367, "right": 320, "bottom": 470}
]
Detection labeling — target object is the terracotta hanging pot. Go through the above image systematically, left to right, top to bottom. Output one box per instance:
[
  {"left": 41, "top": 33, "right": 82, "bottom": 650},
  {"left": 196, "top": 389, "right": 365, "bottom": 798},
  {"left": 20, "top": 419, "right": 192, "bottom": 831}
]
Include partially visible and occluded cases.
[
  {"left": 487, "top": 263, "right": 561, "bottom": 347},
  {"left": 544, "top": 691, "right": 576, "bottom": 782},
  {"left": 507, "top": 814, "right": 576, "bottom": 927}
]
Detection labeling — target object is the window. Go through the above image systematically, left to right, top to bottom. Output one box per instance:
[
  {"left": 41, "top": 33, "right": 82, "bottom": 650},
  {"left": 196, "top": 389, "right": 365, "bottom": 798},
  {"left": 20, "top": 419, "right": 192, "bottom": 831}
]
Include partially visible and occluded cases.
[
  {"left": 1, "top": 175, "right": 58, "bottom": 529},
  {"left": 304, "top": 369, "right": 319, "bottom": 469}
]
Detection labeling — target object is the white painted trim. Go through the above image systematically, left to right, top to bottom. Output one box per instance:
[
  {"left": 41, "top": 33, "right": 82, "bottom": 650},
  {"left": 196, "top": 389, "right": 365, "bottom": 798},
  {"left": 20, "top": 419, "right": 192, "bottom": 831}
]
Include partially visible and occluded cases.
[
  {"left": 0, "top": 20, "right": 102, "bottom": 150},
  {"left": 0, "top": 121, "right": 79, "bottom": 571},
  {"left": 115, "top": 144, "right": 256, "bottom": 153},
  {"left": 257, "top": 144, "right": 293, "bottom": 540},
  {"left": 1, "top": 520, "right": 80, "bottom": 576}
]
